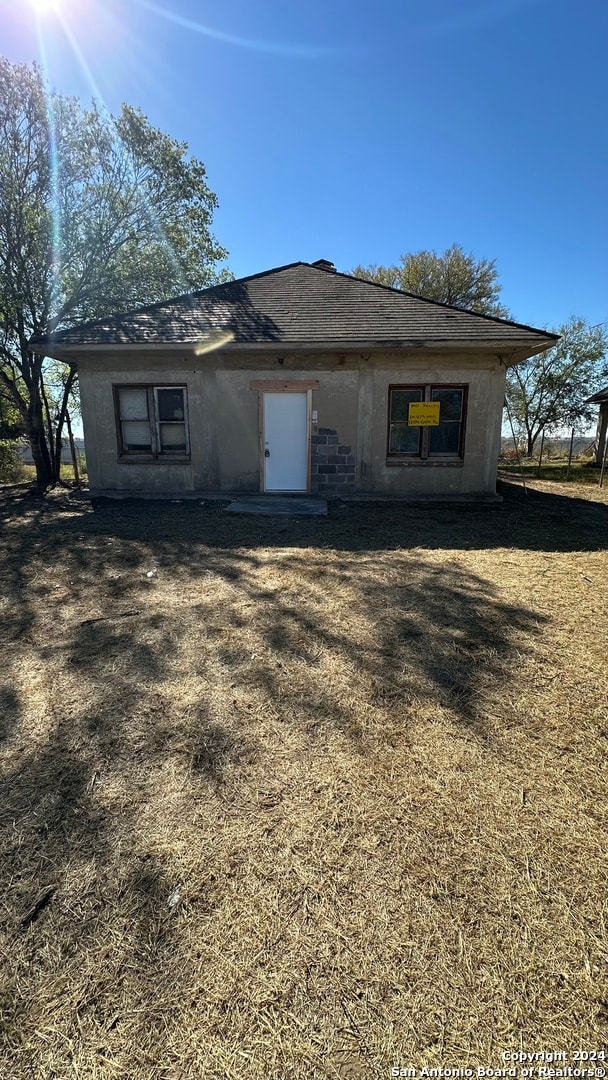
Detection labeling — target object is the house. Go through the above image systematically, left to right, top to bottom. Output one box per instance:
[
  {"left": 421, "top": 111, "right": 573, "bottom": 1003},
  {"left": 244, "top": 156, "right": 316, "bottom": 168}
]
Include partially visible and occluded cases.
[
  {"left": 31, "top": 260, "right": 558, "bottom": 500},
  {"left": 585, "top": 386, "right": 608, "bottom": 466},
  {"left": 15, "top": 438, "right": 86, "bottom": 466}
]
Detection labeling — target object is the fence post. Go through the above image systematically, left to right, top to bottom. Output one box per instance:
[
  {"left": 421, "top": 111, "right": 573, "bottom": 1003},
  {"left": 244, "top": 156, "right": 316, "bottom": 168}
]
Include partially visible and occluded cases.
[{"left": 566, "top": 428, "right": 575, "bottom": 479}]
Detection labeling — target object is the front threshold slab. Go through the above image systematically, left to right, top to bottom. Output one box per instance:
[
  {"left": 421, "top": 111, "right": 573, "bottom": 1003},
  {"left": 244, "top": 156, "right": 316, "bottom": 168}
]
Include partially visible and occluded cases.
[{"left": 224, "top": 496, "right": 327, "bottom": 516}]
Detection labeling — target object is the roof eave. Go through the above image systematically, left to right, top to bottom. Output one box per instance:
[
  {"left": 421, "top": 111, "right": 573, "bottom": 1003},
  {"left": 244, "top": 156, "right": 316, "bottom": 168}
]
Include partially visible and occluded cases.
[
  {"left": 34, "top": 336, "right": 557, "bottom": 363},
  {"left": 503, "top": 340, "right": 560, "bottom": 366}
]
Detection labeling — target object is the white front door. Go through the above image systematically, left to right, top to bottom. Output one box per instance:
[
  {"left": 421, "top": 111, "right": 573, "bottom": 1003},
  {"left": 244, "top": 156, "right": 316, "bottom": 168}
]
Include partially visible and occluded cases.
[{"left": 263, "top": 392, "right": 308, "bottom": 491}]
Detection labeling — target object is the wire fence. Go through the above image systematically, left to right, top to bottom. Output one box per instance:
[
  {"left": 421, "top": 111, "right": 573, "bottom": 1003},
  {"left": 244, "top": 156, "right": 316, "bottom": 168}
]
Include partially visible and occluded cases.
[{"left": 499, "top": 429, "right": 607, "bottom": 488}]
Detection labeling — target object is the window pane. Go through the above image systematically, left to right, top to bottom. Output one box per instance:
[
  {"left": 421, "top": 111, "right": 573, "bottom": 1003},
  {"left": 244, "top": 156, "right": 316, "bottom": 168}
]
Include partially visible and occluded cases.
[
  {"left": 119, "top": 388, "right": 148, "bottom": 420},
  {"left": 157, "top": 388, "right": 185, "bottom": 421},
  {"left": 431, "top": 388, "right": 463, "bottom": 421},
  {"left": 390, "top": 389, "right": 423, "bottom": 422},
  {"left": 122, "top": 421, "right": 152, "bottom": 451},
  {"left": 429, "top": 422, "right": 461, "bottom": 455},
  {"left": 159, "top": 423, "right": 187, "bottom": 452},
  {"left": 389, "top": 423, "right": 421, "bottom": 454}
]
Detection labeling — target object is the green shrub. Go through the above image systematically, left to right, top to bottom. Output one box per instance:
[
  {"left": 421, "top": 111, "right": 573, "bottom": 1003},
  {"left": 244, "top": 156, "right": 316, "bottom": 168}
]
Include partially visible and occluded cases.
[{"left": 0, "top": 441, "right": 27, "bottom": 483}]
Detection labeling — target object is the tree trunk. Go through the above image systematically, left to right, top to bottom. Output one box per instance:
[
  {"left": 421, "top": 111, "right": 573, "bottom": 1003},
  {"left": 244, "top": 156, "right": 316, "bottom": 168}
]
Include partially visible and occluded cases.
[
  {"left": 54, "top": 365, "right": 77, "bottom": 485},
  {"left": 40, "top": 376, "right": 59, "bottom": 480},
  {"left": 26, "top": 393, "right": 55, "bottom": 490},
  {"left": 66, "top": 410, "right": 80, "bottom": 487}
]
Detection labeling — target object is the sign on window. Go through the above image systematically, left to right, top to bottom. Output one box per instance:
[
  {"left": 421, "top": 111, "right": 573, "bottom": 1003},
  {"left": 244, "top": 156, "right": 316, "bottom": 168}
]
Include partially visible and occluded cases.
[{"left": 408, "top": 402, "right": 441, "bottom": 426}]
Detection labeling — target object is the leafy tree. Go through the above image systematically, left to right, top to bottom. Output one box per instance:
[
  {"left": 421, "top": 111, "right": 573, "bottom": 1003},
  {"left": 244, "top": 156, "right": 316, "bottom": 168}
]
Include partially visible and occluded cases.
[
  {"left": 0, "top": 56, "right": 229, "bottom": 489},
  {"left": 352, "top": 243, "right": 509, "bottom": 316},
  {"left": 505, "top": 317, "right": 608, "bottom": 456},
  {"left": 0, "top": 375, "right": 26, "bottom": 439}
]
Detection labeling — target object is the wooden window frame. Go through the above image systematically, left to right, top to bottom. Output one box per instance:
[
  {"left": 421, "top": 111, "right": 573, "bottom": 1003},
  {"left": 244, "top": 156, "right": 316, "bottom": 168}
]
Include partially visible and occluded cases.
[
  {"left": 114, "top": 384, "right": 190, "bottom": 461},
  {"left": 387, "top": 384, "right": 468, "bottom": 463}
]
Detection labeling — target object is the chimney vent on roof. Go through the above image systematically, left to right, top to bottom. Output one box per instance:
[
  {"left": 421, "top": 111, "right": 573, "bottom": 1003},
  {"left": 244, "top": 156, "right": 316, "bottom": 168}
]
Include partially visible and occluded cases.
[{"left": 312, "top": 259, "right": 336, "bottom": 272}]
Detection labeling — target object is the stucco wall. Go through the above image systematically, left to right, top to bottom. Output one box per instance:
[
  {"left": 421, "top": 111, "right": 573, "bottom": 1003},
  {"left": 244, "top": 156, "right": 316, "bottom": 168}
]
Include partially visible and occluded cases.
[
  {"left": 78, "top": 349, "right": 507, "bottom": 497},
  {"left": 366, "top": 361, "right": 505, "bottom": 496},
  {"left": 79, "top": 365, "right": 200, "bottom": 493},
  {"left": 214, "top": 371, "right": 262, "bottom": 492}
]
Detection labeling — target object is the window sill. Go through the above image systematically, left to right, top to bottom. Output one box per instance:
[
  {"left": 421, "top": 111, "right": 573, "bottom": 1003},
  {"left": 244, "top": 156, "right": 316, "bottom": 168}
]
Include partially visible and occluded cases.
[{"left": 385, "top": 458, "right": 464, "bottom": 468}]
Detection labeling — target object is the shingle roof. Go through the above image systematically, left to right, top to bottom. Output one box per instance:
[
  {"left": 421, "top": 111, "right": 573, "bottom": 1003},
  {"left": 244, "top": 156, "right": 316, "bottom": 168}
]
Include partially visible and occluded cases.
[{"left": 31, "top": 261, "right": 558, "bottom": 353}]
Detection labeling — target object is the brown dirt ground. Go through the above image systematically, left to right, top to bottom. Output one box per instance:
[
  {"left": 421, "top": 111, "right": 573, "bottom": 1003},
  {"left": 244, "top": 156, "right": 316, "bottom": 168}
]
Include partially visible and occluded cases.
[{"left": 0, "top": 479, "right": 607, "bottom": 1079}]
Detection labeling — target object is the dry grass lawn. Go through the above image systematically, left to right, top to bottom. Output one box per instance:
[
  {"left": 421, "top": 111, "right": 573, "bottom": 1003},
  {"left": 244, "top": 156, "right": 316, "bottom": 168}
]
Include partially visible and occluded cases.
[{"left": 0, "top": 479, "right": 607, "bottom": 1079}]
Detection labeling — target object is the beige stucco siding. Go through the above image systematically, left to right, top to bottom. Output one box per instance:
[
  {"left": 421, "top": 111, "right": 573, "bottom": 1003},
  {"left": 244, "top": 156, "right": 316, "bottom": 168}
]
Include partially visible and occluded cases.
[
  {"left": 78, "top": 350, "right": 506, "bottom": 497},
  {"left": 367, "top": 361, "right": 505, "bottom": 495},
  {"left": 79, "top": 364, "right": 201, "bottom": 493},
  {"left": 212, "top": 369, "right": 359, "bottom": 491},
  {"left": 312, "top": 370, "right": 359, "bottom": 452},
  {"left": 215, "top": 371, "right": 261, "bottom": 492}
]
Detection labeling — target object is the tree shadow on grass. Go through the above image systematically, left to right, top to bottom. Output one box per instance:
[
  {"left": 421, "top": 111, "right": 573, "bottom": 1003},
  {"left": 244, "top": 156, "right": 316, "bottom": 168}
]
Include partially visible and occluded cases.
[
  {"left": 2, "top": 476, "right": 607, "bottom": 554},
  {"left": 0, "top": 480, "right": 582, "bottom": 1073},
  {"left": 81, "top": 480, "right": 604, "bottom": 555},
  {"left": 0, "top": 484, "right": 557, "bottom": 747},
  {"left": 216, "top": 552, "right": 544, "bottom": 736},
  {"left": 0, "top": 654, "right": 239, "bottom": 1072},
  {"left": 0, "top": 686, "right": 20, "bottom": 744}
]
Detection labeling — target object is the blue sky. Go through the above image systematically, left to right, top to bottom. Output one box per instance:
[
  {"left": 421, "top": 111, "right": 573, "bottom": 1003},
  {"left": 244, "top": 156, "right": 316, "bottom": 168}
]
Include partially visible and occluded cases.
[{"left": 3, "top": 0, "right": 608, "bottom": 333}]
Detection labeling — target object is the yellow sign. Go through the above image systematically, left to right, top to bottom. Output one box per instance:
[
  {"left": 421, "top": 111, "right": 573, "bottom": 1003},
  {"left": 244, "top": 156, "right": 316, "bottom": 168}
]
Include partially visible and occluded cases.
[{"left": 408, "top": 402, "right": 441, "bottom": 426}]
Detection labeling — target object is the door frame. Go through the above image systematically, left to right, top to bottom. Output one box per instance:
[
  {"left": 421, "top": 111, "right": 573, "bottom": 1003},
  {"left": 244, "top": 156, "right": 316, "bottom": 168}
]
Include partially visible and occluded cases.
[{"left": 250, "top": 379, "right": 319, "bottom": 493}]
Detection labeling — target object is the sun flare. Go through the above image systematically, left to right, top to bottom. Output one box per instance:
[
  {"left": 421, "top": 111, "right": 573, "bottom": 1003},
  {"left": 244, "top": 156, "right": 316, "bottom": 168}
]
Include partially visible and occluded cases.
[{"left": 30, "top": 0, "right": 63, "bottom": 14}]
